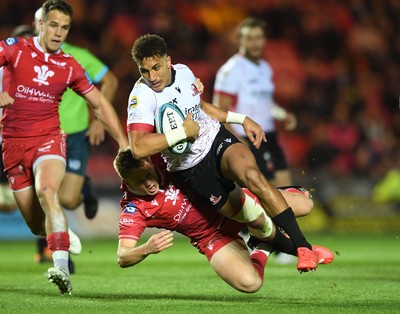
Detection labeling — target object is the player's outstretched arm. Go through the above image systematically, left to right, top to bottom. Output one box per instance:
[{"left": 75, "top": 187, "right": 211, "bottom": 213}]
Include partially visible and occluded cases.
[
  {"left": 201, "top": 100, "right": 266, "bottom": 149},
  {"left": 118, "top": 230, "right": 174, "bottom": 268}
]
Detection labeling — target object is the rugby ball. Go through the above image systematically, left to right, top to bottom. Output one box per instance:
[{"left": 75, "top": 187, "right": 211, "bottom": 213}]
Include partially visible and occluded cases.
[{"left": 156, "top": 102, "right": 190, "bottom": 155}]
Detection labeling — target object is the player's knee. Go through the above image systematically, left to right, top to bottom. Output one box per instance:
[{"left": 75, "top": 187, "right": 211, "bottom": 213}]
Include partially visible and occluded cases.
[
  {"left": 36, "top": 185, "right": 57, "bottom": 204},
  {"left": 59, "top": 193, "right": 80, "bottom": 209},
  {"left": 299, "top": 197, "right": 314, "bottom": 216},
  {"left": 117, "top": 251, "right": 129, "bottom": 268},
  {"left": 235, "top": 273, "right": 262, "bottom": 293}
]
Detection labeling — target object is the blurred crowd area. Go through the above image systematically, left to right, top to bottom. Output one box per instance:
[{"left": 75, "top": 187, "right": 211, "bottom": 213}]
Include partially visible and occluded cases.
[{"left": 1, "top": 0, "right": 400, "bottom": 207}]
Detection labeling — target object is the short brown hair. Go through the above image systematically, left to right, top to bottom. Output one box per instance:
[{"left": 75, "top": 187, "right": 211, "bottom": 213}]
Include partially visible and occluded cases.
[
  {"left": 41, "top": 0, "right": 73, "bottom": 22},
  {"left": 237, "top": 17, "right": 266, "bottom": 39},
  {"left": 113, "top": 149, "right": 148, "bottom": 181}
]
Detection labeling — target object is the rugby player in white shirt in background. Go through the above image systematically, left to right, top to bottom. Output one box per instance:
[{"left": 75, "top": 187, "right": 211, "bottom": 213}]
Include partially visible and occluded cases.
[
  {"left": 213, "top": 17, "right": 299, "bottom": 264},
  {"left": 126, "top": 34, "right": 319, "bottom": 274}
]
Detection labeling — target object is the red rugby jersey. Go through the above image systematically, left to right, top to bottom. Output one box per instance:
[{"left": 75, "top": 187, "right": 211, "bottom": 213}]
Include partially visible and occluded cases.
[{"left": 0, "top": 36, "right": 94, "bottom": 138}]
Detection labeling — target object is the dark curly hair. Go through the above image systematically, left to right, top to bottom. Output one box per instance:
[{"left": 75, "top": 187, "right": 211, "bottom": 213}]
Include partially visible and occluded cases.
[{"left": 131, "top": 34, "right": 167, "bottom": 64}]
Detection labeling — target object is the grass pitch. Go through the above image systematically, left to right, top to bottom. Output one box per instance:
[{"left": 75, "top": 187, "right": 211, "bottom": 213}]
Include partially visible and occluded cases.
[{"left": 0, "top": 233, "right": 399, "bottom": 313}]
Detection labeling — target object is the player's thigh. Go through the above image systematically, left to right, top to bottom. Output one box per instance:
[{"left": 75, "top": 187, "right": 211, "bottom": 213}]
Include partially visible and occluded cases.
[
  {"left": 220, "top": 142, "right": 260, "bottom": 182},
  {"left": 34, "top": 158, "right": 66, "bottom": 194},
  {"left": 59, "top": 172, "right": 84, "bottom": 204},
  {"left": 210, "top": 239, "right": 260, "bottom": 289}
]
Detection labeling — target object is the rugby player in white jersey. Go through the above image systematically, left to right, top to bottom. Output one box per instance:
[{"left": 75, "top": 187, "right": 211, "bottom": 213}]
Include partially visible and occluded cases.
[
  {"left": 213, "top": 17, "right": 299, "bottom": 265},
  {"left": 126, "top": 34, "right": 318, "bottom": 273}
]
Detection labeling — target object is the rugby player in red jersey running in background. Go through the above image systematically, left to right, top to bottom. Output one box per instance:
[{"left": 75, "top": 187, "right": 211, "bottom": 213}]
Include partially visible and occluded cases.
[{"left": 0, "top": 0, "right": 128, "bottom": 295}]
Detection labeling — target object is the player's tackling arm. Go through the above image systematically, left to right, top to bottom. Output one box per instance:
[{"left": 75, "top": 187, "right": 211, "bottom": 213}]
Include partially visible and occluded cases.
[{"left": 118, "top": 230, "right": 174, "bottom": 268}]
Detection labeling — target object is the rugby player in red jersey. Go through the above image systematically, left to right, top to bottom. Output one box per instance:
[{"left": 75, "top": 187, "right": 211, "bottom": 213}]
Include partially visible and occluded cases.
[
  {"left": 0, "top": 0, "right": 127, "bottom": 295},
  {"left": 114, "top": 150, "right": 334, "bottom": 293}
]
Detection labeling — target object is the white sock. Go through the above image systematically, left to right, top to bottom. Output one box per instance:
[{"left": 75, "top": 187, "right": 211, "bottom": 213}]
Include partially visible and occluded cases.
[{"left": 52, "top": 250, "right": 70, "bottom": 275}]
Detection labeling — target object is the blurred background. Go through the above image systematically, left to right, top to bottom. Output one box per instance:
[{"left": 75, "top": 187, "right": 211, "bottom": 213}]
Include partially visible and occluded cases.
[{"left": 0, "top": 0, "right": 399, "bottom": 239}]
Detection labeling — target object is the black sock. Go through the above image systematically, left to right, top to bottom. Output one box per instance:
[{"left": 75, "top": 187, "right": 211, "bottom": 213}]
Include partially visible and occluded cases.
[
  {"left": 272, "top": 207, "right": 312, "bottom": 250},
  {"left": 268, "top": 231, "right": 296, "bottom": 255},
  {"left": 37, "top": 236, "right": 48, "bottom": 254}
]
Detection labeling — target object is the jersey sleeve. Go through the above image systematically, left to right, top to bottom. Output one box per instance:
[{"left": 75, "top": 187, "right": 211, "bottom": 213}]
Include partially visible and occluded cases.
[
  {"left": 0, "top": 37, "right": 18, "bottom": 67},
  {"left": 213, "top": 59, "right": 241, "bottom": 96},
  {"left": 68, "top": 60, "right": 95, "bottom": 96},
  {"left": 127, "top": 82, "right": 156, "bottom": 133},
  {"left": 118, "top": 201, "right": 147, "bottom": 241}
]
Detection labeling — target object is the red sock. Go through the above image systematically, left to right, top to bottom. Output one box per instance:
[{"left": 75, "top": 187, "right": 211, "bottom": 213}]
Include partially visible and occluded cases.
[
  {"left": 46, "top": 232, "right": 70, "bottom": 253},
  {"left": 250, "top": 250, "right": 268, "bottom": 281}
]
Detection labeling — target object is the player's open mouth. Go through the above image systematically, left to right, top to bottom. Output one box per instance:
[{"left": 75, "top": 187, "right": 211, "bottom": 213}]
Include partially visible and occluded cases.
[{"left": 148, "top": 184, "right": 157, "bottom": 193}]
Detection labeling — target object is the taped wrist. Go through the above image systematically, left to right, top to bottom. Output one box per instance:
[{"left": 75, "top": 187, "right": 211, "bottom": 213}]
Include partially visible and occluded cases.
[
  {"left": 271, "top": 104, "right": 287, "bottom": 120},
  {"left": 226, "top": 111, "right": 246, "bottom": 124},
  {"left": 164, "top": 127, "right": 187, "bottom": 147}
]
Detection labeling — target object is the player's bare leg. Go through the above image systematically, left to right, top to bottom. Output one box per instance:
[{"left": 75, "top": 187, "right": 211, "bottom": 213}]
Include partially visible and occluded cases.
[{"left": 220, "top": 143, "right": 317, "bottom": 272}]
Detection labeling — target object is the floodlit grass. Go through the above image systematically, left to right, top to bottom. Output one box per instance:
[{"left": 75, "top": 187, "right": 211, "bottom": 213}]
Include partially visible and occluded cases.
[{"left": 0, "top": 233, "right": 399, "bottom": 313}]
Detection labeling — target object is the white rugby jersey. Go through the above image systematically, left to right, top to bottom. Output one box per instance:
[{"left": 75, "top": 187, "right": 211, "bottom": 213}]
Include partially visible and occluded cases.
[
  {"left": 214, "top": 54, "right": 276, "bottom": 136},
  {"left": 127, "top": 64, "right": 220, "bottom": 172}
]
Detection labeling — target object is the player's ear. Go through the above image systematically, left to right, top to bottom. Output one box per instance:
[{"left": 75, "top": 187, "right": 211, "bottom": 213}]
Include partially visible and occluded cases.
[{"left": 166, "top": 56, "right": 171, "bottom": 69}]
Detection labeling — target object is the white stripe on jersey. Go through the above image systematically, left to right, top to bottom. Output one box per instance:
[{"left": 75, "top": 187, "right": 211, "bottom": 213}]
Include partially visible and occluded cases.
[
  {"left": 214, "top": 54, "right": 276, "bottom": 135},
  {"left": 127, "top": 64, "right": 220, "bottom": 171}
]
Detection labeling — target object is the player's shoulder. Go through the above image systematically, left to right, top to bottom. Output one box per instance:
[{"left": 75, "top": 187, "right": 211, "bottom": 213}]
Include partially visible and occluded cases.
[
  {"left": 0, "top": 36, "right": 32, "bottom": 50},
  {"left": 217, "top": 54, "right": 243, "bottom": 74},
  {"left": 173, "top": 63, "right": 195, "bottom": 77},
  {"left": 129, "top": 77, "right": 154, "bottom": 98}
]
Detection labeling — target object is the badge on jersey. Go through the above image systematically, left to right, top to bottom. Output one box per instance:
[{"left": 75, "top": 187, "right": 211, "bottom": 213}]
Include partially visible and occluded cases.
[
  {"left": 5, "top": 37, "right": 18, "bottom": 46},
  {"left": 129, "top": 96, "right": 139, "bottom": 109},
  {"left": 124, "top": 203, "right": 138, "bottom": 214}
]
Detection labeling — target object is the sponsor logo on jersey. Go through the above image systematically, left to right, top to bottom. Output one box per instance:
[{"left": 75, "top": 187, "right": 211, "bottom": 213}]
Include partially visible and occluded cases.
[
  {"left": 5, "top": 37, "right": 17, "bottom": 46},
  {"left": 31, "top": 52, "right": 37, "bottom": 58},
  {"left": 33, "top": 65, "right": 54, "bottom": 86},
  {"left": 175, "top": 86, "right": 181, "bottom": 93},
  {"left": 129, "top": 96, "right": 139, "bottom": 108},
  {"left": 38, "top": 144, "right": 52, "bottom": 153},
  {"left": 209, "top": 194, "right": 222, "bottom": 206},
  {"left": 173, "top": 196, "right": 192, "bottom": 223},
  {"left": 124, "top": 202, "right": 138, "bottom": 214},
  {"left": 119, "top": 217, "right": 135, "bottom": 225}
]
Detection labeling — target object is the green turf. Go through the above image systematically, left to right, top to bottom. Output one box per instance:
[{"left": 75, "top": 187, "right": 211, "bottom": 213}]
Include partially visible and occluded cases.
[{"left": 0, "top": 233, "right": 399, "bottom": 313}]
